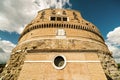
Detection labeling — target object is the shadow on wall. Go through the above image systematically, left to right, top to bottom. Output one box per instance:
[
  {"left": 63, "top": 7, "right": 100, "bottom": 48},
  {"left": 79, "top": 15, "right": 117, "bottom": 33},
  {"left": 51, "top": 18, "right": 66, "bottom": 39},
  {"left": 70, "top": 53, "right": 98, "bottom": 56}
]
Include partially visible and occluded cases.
[{"left": 105, "top": 74, "right": 113, "bottom": 80}]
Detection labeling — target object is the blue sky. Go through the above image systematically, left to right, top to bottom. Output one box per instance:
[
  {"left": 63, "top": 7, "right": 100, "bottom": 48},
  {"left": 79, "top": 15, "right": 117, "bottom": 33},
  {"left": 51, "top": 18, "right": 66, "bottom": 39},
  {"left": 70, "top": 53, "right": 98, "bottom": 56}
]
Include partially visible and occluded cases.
[
  {"left": 0, "top": 0, "right": 120, "bottom": 63},
  {"left": 71, "top": 0, "right": 120, "bottom": 38}
]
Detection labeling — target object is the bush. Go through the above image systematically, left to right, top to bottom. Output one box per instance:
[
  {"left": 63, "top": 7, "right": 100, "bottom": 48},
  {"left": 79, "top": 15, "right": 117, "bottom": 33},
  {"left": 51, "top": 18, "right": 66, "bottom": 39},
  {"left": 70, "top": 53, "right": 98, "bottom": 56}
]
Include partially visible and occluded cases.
[{"left": 118, "top": 63, "right": 120, "bottom": 70}]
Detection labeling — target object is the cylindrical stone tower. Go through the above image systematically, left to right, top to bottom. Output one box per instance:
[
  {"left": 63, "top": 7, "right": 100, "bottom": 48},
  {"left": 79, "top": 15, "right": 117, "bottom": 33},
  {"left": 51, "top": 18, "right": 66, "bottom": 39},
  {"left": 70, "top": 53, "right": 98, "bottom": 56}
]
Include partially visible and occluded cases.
[{"left": 0, "top": 9, "right": 120, "bottom": 80}]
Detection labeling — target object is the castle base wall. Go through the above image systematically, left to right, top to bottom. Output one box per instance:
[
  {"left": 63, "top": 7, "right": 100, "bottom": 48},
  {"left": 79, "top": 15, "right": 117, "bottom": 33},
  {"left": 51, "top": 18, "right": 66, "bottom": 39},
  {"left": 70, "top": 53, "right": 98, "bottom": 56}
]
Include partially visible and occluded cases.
[{"left": 18, "top": 51, "right": 107, "bottom": 80}]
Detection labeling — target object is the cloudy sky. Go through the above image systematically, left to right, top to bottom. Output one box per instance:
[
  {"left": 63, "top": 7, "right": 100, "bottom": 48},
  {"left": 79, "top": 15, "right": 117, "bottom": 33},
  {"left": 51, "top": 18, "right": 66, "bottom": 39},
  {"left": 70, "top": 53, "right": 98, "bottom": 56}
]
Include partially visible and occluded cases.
[{"left": 0, "top": 0, "right": 120, "bottom": 63}]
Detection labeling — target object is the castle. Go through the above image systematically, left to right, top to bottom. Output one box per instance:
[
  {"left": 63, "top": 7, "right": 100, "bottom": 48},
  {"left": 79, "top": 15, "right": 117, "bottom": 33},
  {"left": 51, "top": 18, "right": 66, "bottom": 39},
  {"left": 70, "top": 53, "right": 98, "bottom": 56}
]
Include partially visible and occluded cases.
[{"left": 0, "top": 9, "right": 120, "bottom": 80}]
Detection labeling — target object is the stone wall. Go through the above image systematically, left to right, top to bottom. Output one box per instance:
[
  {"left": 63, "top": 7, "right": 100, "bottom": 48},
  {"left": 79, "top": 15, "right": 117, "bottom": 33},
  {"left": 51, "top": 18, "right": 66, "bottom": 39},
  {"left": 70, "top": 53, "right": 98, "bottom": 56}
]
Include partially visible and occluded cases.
[
  {"left": 0, "top": 39, "right": 120, "bottom": 80},
  {"left": 13, "top": 39, "right": 109, "bottom": 53},
  {"left": 0, "top": 51, "right": 26, "bottom": 80},
  {"left": 98, "top": 51, "right": 120, "bottom": 80},
  {"left": 0, "top": 64, "right": 5, "bottom": 74}
]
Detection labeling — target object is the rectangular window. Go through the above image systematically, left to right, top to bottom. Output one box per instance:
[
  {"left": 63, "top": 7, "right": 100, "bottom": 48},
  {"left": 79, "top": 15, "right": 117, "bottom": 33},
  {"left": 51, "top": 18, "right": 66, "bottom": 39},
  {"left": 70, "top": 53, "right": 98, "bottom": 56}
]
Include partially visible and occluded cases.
[
  {"left": 51, "top": 17, "right": 56, "bottom": 21},
  {"left": 57, "top": 17, "right": 61, "bottom": 21},
  {"left": 63, "top": 17, "right": 67, "bottom": 21}
]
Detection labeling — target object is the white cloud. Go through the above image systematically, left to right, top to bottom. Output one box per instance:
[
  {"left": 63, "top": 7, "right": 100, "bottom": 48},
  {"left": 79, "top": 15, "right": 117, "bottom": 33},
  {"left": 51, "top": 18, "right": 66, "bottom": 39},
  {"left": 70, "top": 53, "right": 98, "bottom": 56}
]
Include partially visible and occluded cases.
[
  {"left": 0, "top": 0, "right": 71, "bottom": 34},
  {"left": 0, "top": 0, "right": 40, "bottom": 34},
  {"left": 34, "top": 0, "right": 72, "bottom": 9},
  {"left": 106, "top": 27, "right": 120, "bottom": 63},
  {"left": 107, "top": 27, "right": 120, "bottom": 46},
  {"left": 0, "top": 39, "right": 16, "bottom": 64},
  {"left": 0, "top": 40, "right": 16, "bottom": 53},
  {"left": 0, "top": 48, "right": 10, "bottom": 64}
]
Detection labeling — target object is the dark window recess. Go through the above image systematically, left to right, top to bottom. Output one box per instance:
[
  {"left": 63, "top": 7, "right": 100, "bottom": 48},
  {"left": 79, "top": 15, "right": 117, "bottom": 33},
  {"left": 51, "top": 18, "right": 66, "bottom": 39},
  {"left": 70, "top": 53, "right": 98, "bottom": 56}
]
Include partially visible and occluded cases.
[
  {"left": 51, "top": 17, "right": 56, "bottom": 21},
  {"left": 57, "top": 17, "right": 61, "bottom": 21},
  {"left": 63, "top": 17, "right": 67, "bottom": 21},
  {"left": 86, "top": 23, "right": 88, "bottom": 25},
  {"left": 33, "top": 46, "right": 37, "bottom": 49},
  {"left": 25, "top": 47, "right": 27, "bottom": 50},
  {"left": 54, "top": 56, "right": 65, "bottom": 67}
]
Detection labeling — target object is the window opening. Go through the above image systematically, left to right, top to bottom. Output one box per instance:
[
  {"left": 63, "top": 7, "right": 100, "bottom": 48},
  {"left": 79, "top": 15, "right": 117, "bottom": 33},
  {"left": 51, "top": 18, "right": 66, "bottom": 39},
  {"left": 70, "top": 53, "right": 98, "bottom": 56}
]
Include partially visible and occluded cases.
[
  {"left": 51, "top": 17, "right": 56, "bottom": 21},
  {"left": 57, "top": 17, "right": 61, "bottom": 21},
  {"left": 63, "top": 17, "right": 67, "bottom": 21},
  {"left": 53, "top": 55, "right": 66, "bottom": 70}
]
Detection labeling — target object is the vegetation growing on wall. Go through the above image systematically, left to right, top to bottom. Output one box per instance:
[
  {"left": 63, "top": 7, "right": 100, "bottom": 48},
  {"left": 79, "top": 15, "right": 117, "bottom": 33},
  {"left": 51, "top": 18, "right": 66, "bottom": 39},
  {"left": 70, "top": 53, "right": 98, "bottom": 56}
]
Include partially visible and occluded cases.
[{"left": 118, "top": 63, "right": 120, "bottom": 70}]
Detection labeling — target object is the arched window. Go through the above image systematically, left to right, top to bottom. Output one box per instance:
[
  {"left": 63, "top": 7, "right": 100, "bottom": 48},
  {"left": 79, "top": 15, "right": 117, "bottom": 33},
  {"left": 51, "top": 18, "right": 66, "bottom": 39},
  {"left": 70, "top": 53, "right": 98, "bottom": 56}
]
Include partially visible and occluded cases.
[
  {"left": 42, "top": 24, "right": 43, "bottom": 28},
  {"left": 44, "top": 24, "right": 46, "bottom": 28},
  {"left": 47, "top": 24, "right": 48, "bottom": 28},
  {"left": 52, "top": 24, "right": 54, "bottom": 27},
  {"left": 54, "top": 24, "right": 56, "bottom": 28},
  {"left": 57, "top": 24, "right": 59, "bottom": 27},
  {"left": 59, "top": 24, "right": 61, "bottom": 28},
  {"left": 62, "top": 24, "right": 64, "bottom": 28},
  {"left": 63, "top": 24, "right": 65, "bottom": 28},
  {"left": 67, "top": 24, "right": 69, "bottom": 28}
]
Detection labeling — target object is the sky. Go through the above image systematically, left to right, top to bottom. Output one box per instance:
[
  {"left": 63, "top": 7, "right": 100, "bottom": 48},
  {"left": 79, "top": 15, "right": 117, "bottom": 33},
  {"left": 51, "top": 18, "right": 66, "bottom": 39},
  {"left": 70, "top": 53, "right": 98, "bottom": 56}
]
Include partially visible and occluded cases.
[{"left": 0, "top": 0, "right": 120, "bottom": 63}]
